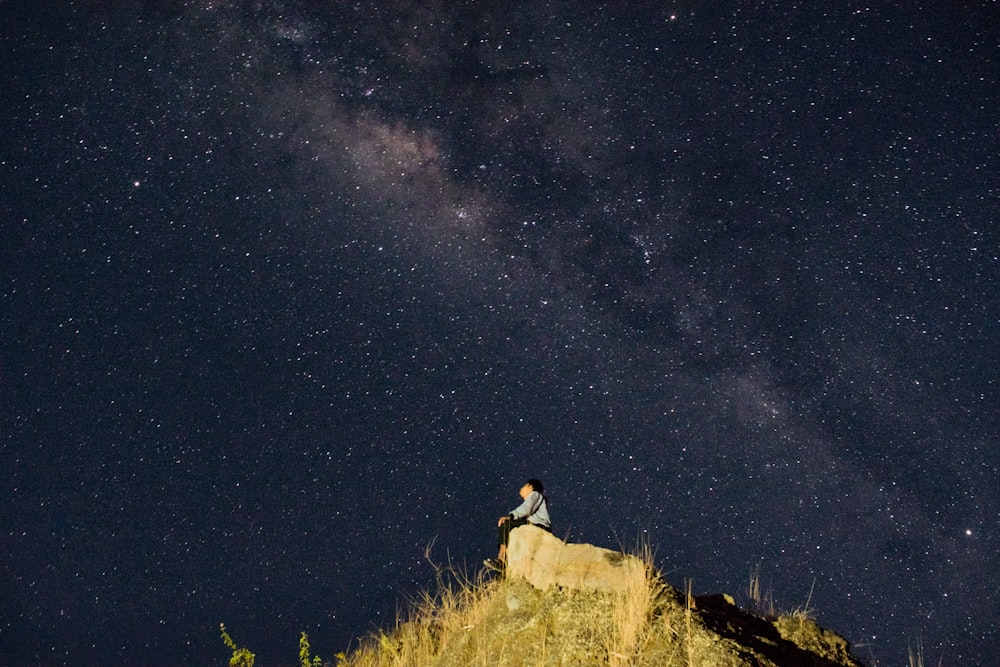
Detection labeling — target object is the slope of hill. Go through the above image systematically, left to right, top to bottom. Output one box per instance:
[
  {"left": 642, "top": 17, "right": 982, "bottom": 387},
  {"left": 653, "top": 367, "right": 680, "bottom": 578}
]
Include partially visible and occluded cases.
[{"left": 334, "top": 530, "right": 865, "bottom": 667}]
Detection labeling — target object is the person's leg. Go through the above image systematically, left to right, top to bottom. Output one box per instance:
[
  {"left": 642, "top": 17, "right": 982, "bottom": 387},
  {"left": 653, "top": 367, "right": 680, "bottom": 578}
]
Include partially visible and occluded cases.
[{"left": 496, "top": 517, "right": 529, "bottom": 563}]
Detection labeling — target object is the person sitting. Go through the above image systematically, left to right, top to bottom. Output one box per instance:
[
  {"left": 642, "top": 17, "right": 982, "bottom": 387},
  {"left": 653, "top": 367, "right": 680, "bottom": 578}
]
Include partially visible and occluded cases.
[{"left": 485, "top": 478, "right": 551, "bottom": 570}]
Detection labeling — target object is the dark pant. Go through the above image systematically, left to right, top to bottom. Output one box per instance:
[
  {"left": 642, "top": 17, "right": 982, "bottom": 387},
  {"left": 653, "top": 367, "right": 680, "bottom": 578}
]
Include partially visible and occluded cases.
[
  {"left": 497, "top": 517, "right": 530, "bottom": 548},
  {"left": 497, "top": 518, "right": 551, "bottom": 548}
]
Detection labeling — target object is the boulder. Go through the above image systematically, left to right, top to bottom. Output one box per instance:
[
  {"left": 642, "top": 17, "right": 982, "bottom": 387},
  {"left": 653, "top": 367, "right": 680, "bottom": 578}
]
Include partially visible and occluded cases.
[{"left": 505, "top": 524, "right": 646, "bottom": 594}]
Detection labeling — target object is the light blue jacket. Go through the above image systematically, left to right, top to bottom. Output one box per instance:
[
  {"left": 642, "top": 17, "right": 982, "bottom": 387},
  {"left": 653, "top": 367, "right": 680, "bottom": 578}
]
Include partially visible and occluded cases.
[{"left": 509, "top": 490, "right": 551, "bottom": 528}]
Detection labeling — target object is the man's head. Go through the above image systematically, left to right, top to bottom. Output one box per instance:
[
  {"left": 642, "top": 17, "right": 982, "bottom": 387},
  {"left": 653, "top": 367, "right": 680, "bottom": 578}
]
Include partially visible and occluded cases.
[{"left": 521, "top": 478, "right": 544, "bottom": 498}]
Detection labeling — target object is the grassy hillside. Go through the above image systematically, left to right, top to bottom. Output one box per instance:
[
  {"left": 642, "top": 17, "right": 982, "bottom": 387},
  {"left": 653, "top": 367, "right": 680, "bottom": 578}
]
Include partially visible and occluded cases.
[{"left": 330, "top": 547, "right": 864, "bottom": 667}]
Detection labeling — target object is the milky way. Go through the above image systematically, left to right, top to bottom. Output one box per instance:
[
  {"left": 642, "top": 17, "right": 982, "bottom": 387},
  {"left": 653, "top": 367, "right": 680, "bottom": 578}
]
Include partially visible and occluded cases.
[{"left": 2, "top": 2, "right": 998, "bottom": 665}]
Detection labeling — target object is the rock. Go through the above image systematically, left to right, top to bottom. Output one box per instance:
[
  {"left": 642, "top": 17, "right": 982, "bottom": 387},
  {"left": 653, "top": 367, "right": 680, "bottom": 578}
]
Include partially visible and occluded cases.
[
  {"left": 505, "top": 524, "right": 647, "bottom": 594},
  {"left": 774, "top": 615, "right": 856, "bottom": 665}
]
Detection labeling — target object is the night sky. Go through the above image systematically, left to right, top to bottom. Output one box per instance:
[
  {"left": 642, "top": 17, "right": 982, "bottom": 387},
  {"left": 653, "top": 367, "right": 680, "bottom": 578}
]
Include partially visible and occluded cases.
[{"left": 2, "top": 2, "right": 998, "bottom": 665}]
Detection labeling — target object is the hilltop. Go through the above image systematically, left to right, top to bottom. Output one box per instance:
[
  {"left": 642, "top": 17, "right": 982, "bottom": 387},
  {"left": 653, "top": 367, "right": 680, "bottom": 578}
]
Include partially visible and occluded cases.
[{"left": 333, "top": 526, "right": 865, "bottom": 667}]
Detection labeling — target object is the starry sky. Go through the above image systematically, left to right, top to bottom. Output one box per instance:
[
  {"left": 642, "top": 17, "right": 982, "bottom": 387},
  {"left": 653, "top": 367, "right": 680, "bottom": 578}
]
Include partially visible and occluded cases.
[{"left": 2, "top": 2, "right": 998, "bottom": 665}]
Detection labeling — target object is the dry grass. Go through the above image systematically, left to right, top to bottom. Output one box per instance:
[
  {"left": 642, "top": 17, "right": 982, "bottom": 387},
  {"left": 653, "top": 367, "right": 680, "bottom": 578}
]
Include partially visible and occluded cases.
[
  {"left": 334, "top": 540, "right": 679, "bottom": 667},
  {"left": 607, "top": 542, "right": 663, "bottom": 666},
  {"left": 335, "top": 544, "right": 500, "bottom": 667},
  {"left": 332, "top": 546, "right": 861, "bottom": 667},
  {"left": 747, "top": 564, "right": 777, "bottom": 619},
  {"left": 684, "top": 579, "right": 694, "bottom": 667},
  {"left": 791, "top": 579, "right": 817, "bottom": 621},
  {"left": 907, "top": 638, "right": 943, "bottom": 667}
]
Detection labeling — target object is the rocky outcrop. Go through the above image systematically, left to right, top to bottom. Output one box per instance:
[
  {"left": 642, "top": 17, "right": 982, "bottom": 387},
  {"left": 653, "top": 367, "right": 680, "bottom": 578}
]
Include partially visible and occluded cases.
[{"left": 505, "top": 524, "right": 647, "bottom": 594}]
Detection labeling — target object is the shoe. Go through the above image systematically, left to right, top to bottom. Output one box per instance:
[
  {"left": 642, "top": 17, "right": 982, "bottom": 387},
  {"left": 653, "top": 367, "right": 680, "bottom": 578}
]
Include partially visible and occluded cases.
[{"left": 483, "top": 558, "right": 505, "bottom": 571}]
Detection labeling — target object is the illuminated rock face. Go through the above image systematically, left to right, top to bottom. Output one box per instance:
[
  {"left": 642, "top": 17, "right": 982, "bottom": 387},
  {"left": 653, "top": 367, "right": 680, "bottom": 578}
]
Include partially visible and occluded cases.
[{"left": 505, "top": 524, "right": 646, "bottom": 594}]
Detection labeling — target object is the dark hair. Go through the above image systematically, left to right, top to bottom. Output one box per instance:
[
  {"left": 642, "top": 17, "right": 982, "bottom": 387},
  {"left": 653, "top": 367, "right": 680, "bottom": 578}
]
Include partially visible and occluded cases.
[{"left": 526, "top": 478, "right": 544, "bottom": 494}]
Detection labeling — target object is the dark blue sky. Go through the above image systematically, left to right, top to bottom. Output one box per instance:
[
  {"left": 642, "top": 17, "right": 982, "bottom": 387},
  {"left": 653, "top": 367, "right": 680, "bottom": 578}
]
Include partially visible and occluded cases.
[{"left": 2, "top": 2, "right": 998, "bottom": 665}]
